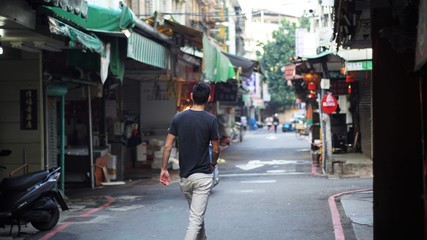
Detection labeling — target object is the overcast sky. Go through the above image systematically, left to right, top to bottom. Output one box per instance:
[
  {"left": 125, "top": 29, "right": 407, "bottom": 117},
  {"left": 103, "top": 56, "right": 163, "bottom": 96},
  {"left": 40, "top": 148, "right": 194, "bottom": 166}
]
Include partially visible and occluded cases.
[{"left": 238, "top": 0, "right": 318, "bottom": 17}]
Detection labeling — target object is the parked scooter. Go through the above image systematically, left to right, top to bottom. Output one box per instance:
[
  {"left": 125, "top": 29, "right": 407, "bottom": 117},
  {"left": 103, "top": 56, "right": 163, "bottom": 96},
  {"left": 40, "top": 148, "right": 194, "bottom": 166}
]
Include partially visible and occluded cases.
[{"left": 0, "top": 149, "right": 69, "bottom": 234}]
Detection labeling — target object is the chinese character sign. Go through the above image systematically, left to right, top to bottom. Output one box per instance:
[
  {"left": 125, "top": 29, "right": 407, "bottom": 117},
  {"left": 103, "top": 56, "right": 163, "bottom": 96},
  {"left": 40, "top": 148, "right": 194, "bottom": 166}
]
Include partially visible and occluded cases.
[{"left": 20, "top": 89, "right": 37, "bottom": 130}]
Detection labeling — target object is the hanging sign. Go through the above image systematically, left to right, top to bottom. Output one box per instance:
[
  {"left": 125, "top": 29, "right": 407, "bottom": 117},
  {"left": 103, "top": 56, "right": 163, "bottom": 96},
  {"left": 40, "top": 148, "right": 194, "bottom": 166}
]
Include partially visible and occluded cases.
[
  {"left": 320, "top": 78, "right": 330, "bottom": 89},
  {"left": 215, "top": 81, "right": 238, "bottom": 102},
  {"left": 20, "top": 89, "right": 38, "bottom": 130},
  {"left": 321, "top": 92, "right": 338, "bottom": 114}
]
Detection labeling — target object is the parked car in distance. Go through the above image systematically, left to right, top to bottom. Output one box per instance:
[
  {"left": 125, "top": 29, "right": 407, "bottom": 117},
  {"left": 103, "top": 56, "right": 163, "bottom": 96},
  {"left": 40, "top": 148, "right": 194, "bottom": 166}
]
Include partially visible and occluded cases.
[
  {"left": 282, "top": 117, "right": 304, "bottom": 132},
  {"left": 282, "top": 122, "right": 295, "bottom": 132}
]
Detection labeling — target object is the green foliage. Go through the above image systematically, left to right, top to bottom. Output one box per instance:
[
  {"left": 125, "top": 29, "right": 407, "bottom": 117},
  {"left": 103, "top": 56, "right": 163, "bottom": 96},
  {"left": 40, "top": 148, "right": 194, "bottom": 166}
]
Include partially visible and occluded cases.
[{"left": 257, "top": 16, "right": 310, "bottom": 112}]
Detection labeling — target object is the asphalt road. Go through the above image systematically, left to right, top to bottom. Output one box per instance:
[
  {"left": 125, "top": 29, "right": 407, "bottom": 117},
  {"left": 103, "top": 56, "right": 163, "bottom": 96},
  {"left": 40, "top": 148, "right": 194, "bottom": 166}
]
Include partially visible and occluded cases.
[{"left": 1, "top": 128, "right": 372, "bottom": 240}]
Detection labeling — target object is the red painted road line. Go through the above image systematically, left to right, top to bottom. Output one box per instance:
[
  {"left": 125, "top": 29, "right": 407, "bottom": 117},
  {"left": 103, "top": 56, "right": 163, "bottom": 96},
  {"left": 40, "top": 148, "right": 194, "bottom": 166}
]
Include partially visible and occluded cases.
[
  {"left": 328, "top": 189, "right": 372, "bottom": 240},
  {"left": 329, "top": 194, "right": 345, "bottom": 240},
  {"left": 38, "top": 195, "right": 115, "bottom": 240},
  {"left": 80, "top": 195, "right": 115, "bottom": 217},
  {"left": 38, "top": 223, "right": 70, "bottom": 240}
]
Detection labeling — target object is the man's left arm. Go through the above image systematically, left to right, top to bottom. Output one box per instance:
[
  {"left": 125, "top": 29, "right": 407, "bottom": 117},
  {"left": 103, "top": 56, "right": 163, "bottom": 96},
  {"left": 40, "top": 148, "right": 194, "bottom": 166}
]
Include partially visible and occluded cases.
[{"left": 210, "top": 139, "right": 220, "bottom": 167}]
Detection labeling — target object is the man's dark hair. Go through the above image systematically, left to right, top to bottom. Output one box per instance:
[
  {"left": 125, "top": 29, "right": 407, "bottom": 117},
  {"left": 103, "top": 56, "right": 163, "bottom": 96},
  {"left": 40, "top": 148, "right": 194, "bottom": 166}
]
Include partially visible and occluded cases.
[{"left": 192, "top": 82, "right": 211, "bottom": 104}]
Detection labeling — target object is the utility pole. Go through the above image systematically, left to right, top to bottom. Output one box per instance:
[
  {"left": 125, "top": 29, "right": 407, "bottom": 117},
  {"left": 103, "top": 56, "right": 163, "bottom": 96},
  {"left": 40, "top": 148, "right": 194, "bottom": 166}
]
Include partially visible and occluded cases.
[{"left": 320, "top": 61, "right": 333, "bottom": 173}]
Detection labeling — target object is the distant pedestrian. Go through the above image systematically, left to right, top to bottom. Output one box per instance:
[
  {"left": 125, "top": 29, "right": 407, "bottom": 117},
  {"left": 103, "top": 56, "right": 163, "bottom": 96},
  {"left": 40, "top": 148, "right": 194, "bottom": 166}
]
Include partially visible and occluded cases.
[
  {"left": 160, "top": 82, "right": 221, "bottom": 240},
  {"left": 273, "top": 113, "right": 280, "bottom": 133},
  {"left": 265, "top": 116, "right": 273, "bottom": 132}
]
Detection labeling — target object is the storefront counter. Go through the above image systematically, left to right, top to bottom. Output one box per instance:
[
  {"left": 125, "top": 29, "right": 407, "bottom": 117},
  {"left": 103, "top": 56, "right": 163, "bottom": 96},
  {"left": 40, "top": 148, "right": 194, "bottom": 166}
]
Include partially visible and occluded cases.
[{"left": 64, "top": 146, "right": 109, "bottom": 184}]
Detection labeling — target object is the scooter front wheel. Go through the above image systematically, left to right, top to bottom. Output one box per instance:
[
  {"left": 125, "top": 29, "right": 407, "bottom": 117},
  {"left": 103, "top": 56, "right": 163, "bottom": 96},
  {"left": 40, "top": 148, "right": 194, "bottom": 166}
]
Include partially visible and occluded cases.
[{"left": 31, "top": 205, "right": 60, "bottom": 231}]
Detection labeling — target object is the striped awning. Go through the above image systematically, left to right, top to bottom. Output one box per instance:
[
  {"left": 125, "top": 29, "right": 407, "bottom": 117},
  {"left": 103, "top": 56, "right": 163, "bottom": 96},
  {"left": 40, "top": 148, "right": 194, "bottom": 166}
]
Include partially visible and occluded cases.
[{"left": 127, "top": 33, "right": 169, "bottom": 69}]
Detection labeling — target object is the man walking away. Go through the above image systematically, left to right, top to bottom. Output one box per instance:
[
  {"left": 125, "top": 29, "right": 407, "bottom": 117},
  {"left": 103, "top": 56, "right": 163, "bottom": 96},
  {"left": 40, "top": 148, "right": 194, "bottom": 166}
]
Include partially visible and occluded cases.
[
  {"left": 160, "top": 82, "right": 221, "bottom": 240},
  {"left": 273, "top": 113, "right": 280, "bottom": 133}
]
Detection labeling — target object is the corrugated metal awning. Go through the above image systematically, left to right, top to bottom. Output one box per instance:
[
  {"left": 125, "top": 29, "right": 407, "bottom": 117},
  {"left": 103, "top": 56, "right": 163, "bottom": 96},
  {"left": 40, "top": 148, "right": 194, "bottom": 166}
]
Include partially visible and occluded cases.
[
  {"left": 163, "top": 19, "right": 203, "bottom": 49},
  {"left": 127, "top": 32, "right": 169, "bottom": 69}
]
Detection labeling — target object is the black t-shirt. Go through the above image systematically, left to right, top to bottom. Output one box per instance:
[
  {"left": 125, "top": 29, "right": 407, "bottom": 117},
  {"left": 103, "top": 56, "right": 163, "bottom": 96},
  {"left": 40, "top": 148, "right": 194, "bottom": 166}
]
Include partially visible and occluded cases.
[
  {"left": 168, "top": 109, "right": 220, "bottom": 178},
  {"left": 273, "top": 117, "right": 279, "bottom": 125}
]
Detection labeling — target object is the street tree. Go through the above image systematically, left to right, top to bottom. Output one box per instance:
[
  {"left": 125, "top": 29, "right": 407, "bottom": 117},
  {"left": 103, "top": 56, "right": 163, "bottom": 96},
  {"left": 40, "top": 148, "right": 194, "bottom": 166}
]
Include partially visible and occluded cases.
[{"left": 257, "top": 17, "right": 310, "bottom": 113}]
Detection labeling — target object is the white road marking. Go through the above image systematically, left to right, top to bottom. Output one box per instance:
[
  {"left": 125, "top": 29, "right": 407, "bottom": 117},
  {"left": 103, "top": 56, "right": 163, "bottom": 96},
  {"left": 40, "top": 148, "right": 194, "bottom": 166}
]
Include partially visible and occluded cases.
[
  {"left": 266, "top": 135, "right": 278, "bottom": 139},
  {"left": 236, "top": 159, "right": 310, "bottom": 170},
  {"left": 267, "top": 170, "right": 286, "bottom": 173},
  {"left": 219, "top": 172, "right": 308, "bottom": 178},
  {"left": 240, "top": 180, "right": 276, "bottom": 184},
  {"left": 239, "top": 190, "right": 256, "bottom": 193},
  {"left": 108, "top": 204, "right": 145, "bottom": 211}
]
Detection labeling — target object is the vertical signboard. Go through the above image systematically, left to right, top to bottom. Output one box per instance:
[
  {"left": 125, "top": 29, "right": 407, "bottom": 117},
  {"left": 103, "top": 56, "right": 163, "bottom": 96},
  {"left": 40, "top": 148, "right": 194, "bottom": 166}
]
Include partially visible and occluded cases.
[{"left": 20, "top": 89, "right": 37, "bottom": 130}]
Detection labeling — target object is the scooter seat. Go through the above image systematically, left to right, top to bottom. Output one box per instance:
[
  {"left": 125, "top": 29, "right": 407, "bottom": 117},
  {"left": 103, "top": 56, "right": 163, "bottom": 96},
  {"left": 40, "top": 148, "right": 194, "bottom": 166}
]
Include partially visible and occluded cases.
[{"left": 0, "top": 170, "right": 48, "bottom": 191}]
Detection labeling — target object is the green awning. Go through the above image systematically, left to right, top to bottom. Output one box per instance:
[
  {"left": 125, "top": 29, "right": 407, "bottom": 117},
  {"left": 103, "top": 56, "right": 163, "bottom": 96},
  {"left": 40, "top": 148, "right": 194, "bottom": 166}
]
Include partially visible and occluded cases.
[
  {"left": 36, "top": 0, "right": 88, "bottom": 18},
  {"left": 43, "top": 4, "right": 134, "bottom": 35},
  {"left": 45, "top": 4, "right": 133, "bottom": 82},
  {"left": 48, "top": 16, "right": 105, "bottom": 55},
  {"left": 48, "top": 16, "right": 128, "bottom": 81},
  {"left": 127, "top": 33, "right": 169, "bottom": 69},
  {"left": 202, "top": 35, "right": 236, "bottom": 83},
  {"left": 66, "top": 38, "right": 126, "bottom": 82},
  {"left": 302, "top": 49, "right": 334, "bottom": 59}
]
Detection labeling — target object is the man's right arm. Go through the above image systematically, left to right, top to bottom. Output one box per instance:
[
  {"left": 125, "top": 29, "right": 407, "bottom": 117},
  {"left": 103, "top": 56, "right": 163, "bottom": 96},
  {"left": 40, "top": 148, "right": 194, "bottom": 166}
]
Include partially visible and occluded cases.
[{"left": 160, "top": 133, "right": 175, "bottom": 186}]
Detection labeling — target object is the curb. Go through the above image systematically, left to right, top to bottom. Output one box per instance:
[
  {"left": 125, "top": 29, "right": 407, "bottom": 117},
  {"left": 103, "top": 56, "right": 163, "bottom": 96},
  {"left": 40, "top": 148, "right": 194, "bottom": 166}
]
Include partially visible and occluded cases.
[{"left": 328, "top": 188, "right": 372, "bottom": 240}]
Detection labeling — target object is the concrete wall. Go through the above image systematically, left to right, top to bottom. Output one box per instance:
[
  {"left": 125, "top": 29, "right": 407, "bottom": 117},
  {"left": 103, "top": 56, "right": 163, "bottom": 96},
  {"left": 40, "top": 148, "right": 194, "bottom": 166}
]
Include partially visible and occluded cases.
[
  {"left": 0, "top": 50, "right": 43, "bottom": 178},
  {"left": 139, "top": 80, "right": 176, "bottom": 135}
]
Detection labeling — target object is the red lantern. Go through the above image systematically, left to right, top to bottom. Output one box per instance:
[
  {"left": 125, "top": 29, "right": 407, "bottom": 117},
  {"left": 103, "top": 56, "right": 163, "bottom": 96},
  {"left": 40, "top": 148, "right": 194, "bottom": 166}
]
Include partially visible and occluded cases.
[
  {"left": 303, "top": 71, "right": 320, "bottom": 85},
  {"left": 303, "top": 71, "right": 320, "bottom": 98},
  {"left": 345, "top": 72, "right": 355, "bottom": 94},
  {"left": 345, "top": 74, "right": 354, "bottom": 83},
  {"left": 307, "top": 82, "right": 317, "bottom": 91},
  {"left": 309, "top": 91, "right": 316, "bottom": 99}
]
